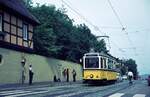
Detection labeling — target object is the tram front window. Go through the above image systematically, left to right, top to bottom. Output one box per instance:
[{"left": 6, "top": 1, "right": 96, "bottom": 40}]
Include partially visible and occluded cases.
[{"left": 85, "top": 57, "right": 99, "bottom": 68}]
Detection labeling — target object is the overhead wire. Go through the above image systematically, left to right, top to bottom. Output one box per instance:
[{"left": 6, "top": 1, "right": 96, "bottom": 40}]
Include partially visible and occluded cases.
[
  {"left": 61, "top": 0, "right": 129, "bottom": 58},
  {"left": 61, "top": 0, "right": 104, "bottom": 34},
  {"left": 62, "top": 0, "right": 127, "bottom": 54},
  {"left": 107, "top": 0, "right": 138, "bottom": 57},
  {"left": 107, "top": 0, "right": 125, "bottom": 29}
]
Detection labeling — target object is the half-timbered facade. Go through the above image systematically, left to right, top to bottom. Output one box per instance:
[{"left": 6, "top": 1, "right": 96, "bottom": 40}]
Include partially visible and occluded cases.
[{"left": 0, "top": 0, "right": 39, "bottom": 53}]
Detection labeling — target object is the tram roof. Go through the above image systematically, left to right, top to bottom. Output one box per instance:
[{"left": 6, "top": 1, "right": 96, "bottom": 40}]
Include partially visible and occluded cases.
[
  {"left": 84, "top": 52, "right": 118, "bottom": 61},
  {"left": 84, "top": 53, "right": 100, "bottom": 56}
]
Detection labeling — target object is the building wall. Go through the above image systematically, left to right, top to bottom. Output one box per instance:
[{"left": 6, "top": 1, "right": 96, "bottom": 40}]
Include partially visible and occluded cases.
[
  {"left": 0, "top": 9, "right": 34, "bottom": 49},
  {"left": 0, "top": 47, "right": 82, "bottom": 84}
]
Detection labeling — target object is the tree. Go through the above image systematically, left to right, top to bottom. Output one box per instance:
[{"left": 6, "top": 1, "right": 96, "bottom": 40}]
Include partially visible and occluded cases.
[
  {"left": 23, "top": 0, "right": 33, "bottom": 10},
  {"left": 22, "top": 1, "right": 107, "bottom": 62},
  {"left": 33, "top": 25, "right": 59, "bottom": 57},
  {"left": 94, "top": 39, "right": 107, "bottom": 53},
  {"left": 124, "top": 59, "right": 138, "bottom": 79},
  {"left": 120, "top": 65, "right": 128, "bottom": 75}
]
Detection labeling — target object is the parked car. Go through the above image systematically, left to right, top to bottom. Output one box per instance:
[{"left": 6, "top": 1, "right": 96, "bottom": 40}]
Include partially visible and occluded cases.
[
  {"left": 116, "top": 73, "right": 123, "bottom": 82},
  {"left": 122, "top": 75, "right": 128, "bottom": 80},
  {"left": 147, "top": 75, "right": 150, "bottom": 86}
]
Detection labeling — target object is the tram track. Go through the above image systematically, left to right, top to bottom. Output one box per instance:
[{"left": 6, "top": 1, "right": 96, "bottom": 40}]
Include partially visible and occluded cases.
[
  {"left": 70, "top": 81, "right": 136, "bottom": 97},
  {"left": 102, "top": 81, "right": 137, "bottom": 97}
]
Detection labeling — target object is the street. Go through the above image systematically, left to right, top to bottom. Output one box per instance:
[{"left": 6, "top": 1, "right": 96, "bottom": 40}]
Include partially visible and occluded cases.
[{"left": 0, "top": 80, "right": 149, "bottom": 97}]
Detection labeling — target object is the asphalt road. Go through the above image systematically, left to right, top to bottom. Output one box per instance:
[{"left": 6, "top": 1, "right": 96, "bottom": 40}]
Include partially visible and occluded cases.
[{"left": 0, "top": 80, "right": 150, "bottom": 97}]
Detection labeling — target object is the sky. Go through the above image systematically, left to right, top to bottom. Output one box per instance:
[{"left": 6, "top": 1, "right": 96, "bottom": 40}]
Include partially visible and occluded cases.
[{"left": 32, "top": 0, "right": 150, "bottom": 75}]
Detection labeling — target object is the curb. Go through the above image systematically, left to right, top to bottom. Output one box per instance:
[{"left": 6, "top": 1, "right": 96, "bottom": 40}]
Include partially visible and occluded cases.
[{"left": 0, "top": 81, "right": 82, "bottom": 91}]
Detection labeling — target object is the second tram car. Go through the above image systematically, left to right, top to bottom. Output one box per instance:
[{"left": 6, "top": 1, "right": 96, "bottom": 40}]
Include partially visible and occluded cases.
[{"left": 83, "top": 52, "right": 118, "bottom": 84}]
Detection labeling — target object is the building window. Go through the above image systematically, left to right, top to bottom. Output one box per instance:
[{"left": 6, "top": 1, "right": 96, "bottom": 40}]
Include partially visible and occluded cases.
[
  {"left": 0, "top": 15, "right": 2, "bottom": 32},
  {"left": 23, "top": 24, "right": 28, "bottom": 40}
]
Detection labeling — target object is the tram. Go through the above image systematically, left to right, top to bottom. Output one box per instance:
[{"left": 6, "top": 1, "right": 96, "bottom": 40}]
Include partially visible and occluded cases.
[{"left": 82, "top": 52, "right": 118, "bottom": 84}]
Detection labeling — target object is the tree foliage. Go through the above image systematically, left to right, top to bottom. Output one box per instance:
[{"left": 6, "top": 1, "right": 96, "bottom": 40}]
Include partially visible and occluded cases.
[
  {"left": 22, "top": 0, "right": 33, "bottom": 9},
  {"left": 23, "top": 1, "right": 108, "bottom": 62},
  {"left": 124, "top": 59, "right": 138, "bottom": 79},
  {"left": 120, "top": 64, "right": 128, "bottom": 75}
]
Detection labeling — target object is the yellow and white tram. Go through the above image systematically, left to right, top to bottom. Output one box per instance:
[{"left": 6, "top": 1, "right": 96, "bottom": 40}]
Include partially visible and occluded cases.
[{"left": 83, "top": 52, "right": 118, "bottom": 84}]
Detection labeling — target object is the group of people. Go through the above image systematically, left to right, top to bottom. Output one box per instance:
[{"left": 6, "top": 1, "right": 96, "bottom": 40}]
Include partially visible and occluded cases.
[
  {"left": 21, "top": 58, "right": 34, "bottom": 85},
  {"left": 22, "top": 58, "right": 77, "bottom": 85},
  {"left": 22, "top": 61, "right": 133, "bottom": 85},
  {"left": 21, "top": 64, "right": 34, "bottom": 85},
  {"left": 54, "top": 68, "right": 77, "bottom": 82},
  {"left": 60, "top": 68, "right": 77, "bottom": 82}
]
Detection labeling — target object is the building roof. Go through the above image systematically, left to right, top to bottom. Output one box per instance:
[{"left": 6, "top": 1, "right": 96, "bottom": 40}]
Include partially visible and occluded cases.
[{"left": 0, "top": 0, "right": 40, "bottom": 25}]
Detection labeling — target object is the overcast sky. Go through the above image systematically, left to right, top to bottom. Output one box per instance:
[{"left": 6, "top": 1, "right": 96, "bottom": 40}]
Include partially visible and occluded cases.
[{"left": 32, "top": 0, "right": 150, "bottom": 75}]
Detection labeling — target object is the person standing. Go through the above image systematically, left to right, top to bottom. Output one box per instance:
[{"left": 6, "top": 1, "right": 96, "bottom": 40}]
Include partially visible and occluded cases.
[
  {"left": 21, "top": 58, "right": 26, "bottom": 84},
  {"left": 29, "top": 65, "right": 34, "bottom": 85},
  {"left": 22, "top": 66, "right": 26, "bottom": 84},
  {"left": 66, "top": 68, "right": 69, "bottom": 82},
  {"left": 62, "top": 69, "right": 67, "bottom": 82},
  {"left": 72, "top": 69, "right": 76, "bottom": 82}
]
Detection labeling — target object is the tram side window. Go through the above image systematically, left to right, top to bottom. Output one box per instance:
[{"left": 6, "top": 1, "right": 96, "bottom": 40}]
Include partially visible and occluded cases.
[
  {"left": 101, "top": 57, "right": 103, "bottom": 68},
  {"left": 85, "top": 58, "right": 99, "bottom": 68},
  {"left": 101, "top": 58, "right": 107, "bottom": 69},
  {"left": 104, "top": 58, "right": 107, "bottom": 68},
  {"left": 108, "top": 59, "right": 113, "bottom": 69},
  {"left": 108, "top": 59, "right": 111, "bottom": 69},
  {"left": 113, "top": 62, "right": 116, "bottom": 69}
]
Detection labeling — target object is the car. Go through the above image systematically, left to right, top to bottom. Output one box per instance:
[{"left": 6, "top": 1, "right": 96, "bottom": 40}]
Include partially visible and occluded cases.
[
  {"left": 116, "top": 73, "right": 123, "bottom": 82},
  {"left": 122, "top": 75, "right": 128, "bottom": 80},
  {"left": 147, "top": 75, "right": 150, "bottom": 86}
]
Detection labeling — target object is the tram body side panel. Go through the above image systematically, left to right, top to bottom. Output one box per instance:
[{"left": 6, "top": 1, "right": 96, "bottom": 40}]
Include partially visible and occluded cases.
[
  {"left": 83, "top": 69, "right": 117, "bottom": 81},
  {"left": 106, "top": 71, "right": 117, "bottom": 80}
]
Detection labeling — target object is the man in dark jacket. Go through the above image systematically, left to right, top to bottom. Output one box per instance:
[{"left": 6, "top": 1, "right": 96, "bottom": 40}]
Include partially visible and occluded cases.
[
  {"left": 29, "top": 65, "right": 34, "bottom": 85},
  {"left": 66, "top": 68, "right": 69, "bottom": 82},
  {"left": 72, "top": 69, "right": 76, "bottom": 82}
]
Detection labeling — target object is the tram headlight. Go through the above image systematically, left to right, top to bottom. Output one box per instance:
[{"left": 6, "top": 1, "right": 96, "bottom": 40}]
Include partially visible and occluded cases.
[{"left": 90, "top": 74, "right": 94, "bottom": 78}]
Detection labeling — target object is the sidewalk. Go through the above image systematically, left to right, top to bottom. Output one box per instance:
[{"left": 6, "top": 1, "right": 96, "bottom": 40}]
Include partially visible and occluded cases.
[{"left": 0, "top": 81, "right": 82, "bottom": 91}]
